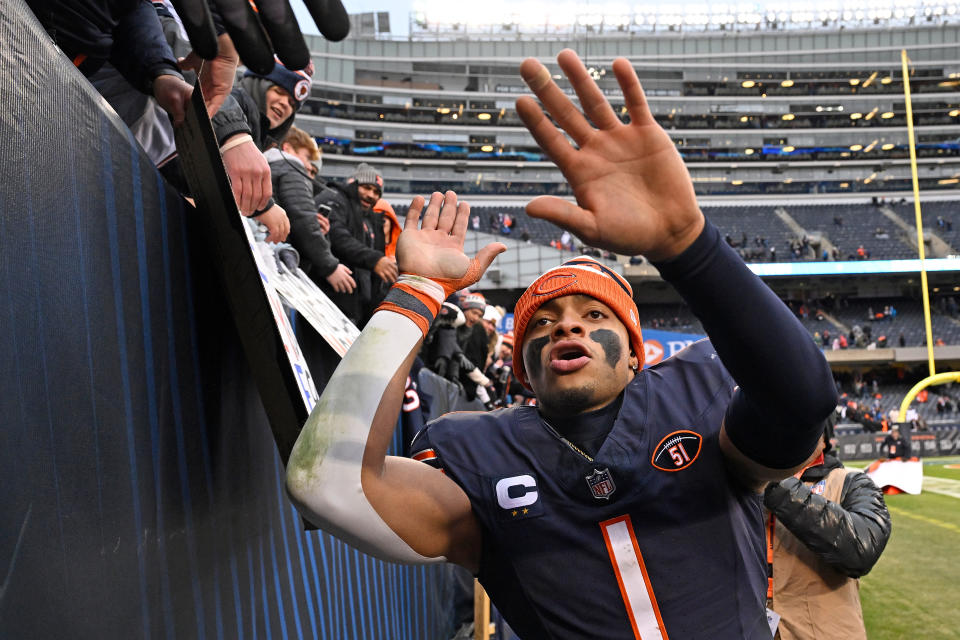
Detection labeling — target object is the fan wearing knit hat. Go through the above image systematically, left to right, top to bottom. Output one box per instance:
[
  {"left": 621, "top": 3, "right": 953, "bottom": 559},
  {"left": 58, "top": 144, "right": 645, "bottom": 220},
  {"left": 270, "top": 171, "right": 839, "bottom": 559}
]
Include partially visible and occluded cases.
[{"left": 348, "top": 163, "right": 384, "bottom": 210}]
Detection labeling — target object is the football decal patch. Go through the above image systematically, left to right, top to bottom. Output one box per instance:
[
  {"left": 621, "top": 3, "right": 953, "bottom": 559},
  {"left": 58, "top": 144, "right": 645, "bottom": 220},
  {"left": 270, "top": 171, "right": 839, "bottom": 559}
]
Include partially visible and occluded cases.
[{"left": 651, "top": 430, "right": 702, "bottom": 472}]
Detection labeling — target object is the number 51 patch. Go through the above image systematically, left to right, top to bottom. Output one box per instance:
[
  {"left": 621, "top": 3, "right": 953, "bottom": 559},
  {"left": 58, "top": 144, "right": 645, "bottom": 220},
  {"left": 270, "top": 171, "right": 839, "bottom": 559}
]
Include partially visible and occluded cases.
[{"left": 651, "top": 430, "right": 702, "bottom": 472}]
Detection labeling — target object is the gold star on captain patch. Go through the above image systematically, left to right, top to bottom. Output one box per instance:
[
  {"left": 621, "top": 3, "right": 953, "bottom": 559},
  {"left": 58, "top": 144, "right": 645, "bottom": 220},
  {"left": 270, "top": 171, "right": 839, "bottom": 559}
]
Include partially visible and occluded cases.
[
  {"left": 522, "top": 508, "right": 529, "bottom": 514},
  {"left": 512, "top": 510, "right": 518, "bottom": 517}
]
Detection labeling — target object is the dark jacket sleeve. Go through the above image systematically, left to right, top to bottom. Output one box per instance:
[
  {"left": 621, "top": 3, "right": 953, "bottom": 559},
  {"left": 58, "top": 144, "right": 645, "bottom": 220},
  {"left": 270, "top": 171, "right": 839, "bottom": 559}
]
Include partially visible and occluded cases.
[
  {"left": 109, "top": 0, "right": 182, "bottom": 95},
  {"left": 211, "top": 92, "right": 253, "bottom": 147},
  {"left": 272, "top": 162, "right": 340, "bottom": 278},
  {"left": 320, "top": 190, "right": 384, "bottom": 271},
  {"left": 653, "top": 219, "right": 837, "bottom": 469},
  {"left": 764, "top": 472, "right": 892, "bottom": 578}
]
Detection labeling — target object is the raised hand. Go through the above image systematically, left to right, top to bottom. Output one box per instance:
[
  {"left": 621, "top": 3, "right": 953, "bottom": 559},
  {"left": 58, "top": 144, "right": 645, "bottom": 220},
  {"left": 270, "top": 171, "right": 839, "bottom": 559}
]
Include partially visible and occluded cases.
[
  {"left": 516, "top": 49, "right": 704, "bottom": 261},
  {"left": 396, "top": 191, "right": 505, "bottom": 285}
]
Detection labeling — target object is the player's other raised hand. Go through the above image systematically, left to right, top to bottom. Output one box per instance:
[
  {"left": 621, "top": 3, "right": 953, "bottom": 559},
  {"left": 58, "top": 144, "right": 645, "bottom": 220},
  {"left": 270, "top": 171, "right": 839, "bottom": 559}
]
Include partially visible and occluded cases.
[
  {"left": 516, "top": 49, "right": 705, "bottom": 262},
  {"left": 396, "top": 191, "right": 505, "bottom": 286}
]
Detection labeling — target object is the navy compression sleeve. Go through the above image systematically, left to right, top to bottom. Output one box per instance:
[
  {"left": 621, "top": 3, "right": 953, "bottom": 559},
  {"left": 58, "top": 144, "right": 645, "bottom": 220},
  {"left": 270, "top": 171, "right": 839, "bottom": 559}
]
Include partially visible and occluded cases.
[{"left": 653, "top": 219, "right": 836, "bottom": 468}]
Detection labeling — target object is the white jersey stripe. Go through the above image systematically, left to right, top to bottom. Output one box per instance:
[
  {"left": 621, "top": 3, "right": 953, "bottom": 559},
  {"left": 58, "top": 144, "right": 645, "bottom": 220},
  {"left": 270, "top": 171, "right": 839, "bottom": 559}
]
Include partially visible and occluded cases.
[{"left": 600, "top": 515, "right": 669, "bottom": 640}]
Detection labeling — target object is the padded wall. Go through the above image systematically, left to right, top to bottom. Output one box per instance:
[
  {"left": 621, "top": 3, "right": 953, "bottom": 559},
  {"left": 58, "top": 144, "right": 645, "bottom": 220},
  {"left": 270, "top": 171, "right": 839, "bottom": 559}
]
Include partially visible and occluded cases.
[{"left": 0, "top": 3, "right": 451, "bottom": 638}]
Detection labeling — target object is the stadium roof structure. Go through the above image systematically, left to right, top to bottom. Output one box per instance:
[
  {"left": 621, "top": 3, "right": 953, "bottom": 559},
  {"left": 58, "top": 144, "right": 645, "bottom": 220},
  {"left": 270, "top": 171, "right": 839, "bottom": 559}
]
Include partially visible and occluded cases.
[{"left": 409, "top": 0, "right": 960, "bottom": 39}]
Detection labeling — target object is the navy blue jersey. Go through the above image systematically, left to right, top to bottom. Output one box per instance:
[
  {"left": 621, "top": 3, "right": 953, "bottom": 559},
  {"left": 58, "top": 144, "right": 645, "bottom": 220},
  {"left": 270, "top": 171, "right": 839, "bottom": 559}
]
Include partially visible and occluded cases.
[{"left": 411, "top": 340, "right": 770, "bottom": 640}]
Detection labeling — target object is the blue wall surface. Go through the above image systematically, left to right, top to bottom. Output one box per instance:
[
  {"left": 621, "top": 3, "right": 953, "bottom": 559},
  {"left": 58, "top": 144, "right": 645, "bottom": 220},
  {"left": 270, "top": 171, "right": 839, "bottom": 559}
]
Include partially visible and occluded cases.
[{"left": 0, "top": 3, "right": 450, "bottom": 638}]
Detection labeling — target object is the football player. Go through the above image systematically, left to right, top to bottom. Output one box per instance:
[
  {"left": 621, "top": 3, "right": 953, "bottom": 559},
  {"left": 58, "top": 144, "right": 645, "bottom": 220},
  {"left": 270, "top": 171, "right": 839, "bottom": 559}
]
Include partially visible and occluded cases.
[{"left": 285, "top": 50, "right": 837, "bottom": 639}]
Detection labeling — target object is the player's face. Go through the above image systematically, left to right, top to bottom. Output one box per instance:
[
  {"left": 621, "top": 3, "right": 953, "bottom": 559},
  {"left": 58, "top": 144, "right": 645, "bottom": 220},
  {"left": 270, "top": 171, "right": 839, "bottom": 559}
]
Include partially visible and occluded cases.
[
  {"left": 265, "top": 86, "right": 295, "bottom": 129},
  {"left": 523, "top": 294, "right": 637, "bottom": 416}
]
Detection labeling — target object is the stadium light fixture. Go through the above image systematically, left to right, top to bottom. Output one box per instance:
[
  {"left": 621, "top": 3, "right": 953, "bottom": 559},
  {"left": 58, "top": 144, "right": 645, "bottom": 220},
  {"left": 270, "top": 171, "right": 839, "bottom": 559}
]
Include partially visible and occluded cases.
[
  {"left": 881, "top": 76, "right": 893, "bottom": 84},
  {"left": 849, "top": 78, "right": 860, "bottom": 86},
  {"left": 780, "top": 79, "right": 795, "bottom": 87},
  {"left": 741, "top": 80, "right": 756, "bottom": 88},
  {"left": 438, "top": 107, "right": 451, "bottom": 114},
  {"left": 865, "top": 107, "right": 879, "bottom": 120},
  {"left": 950, "top": 109, "right": 960, "bottom": 117},
  {"left": 881, "top": 111, "right": 895, "bottom": 118},
  {"left": 850, "top": 112, "right": 863, "bottom": 119},
  {"left": 477, "top": 113, "right": 492, "bottom": 120},
  {"left": 781, "top": 113, "right": 796, "bottom": 120},
  {"left": 740, "top": 115, "right": 750, "bottom": 122},
  {"left": 864, "top": 139, "right": 879, "bottom": 152},
  {"left": 882, "top": 143, "right": 896, "bottom": 150},
  {"left": 480, "top": 144, "right": 494, "bottom": 152},
  {"left": 850, "top": 144, "right": 864, "bottom": 151},
  {"left": 782, "top": 145, "right": 796, "bottom": 152},
  {"left": 745, "top": 148, "right": 755, "bottom": 155},
  {"left": 731, "top": 179, "right": 744, "bottom": 185},
  {"left": 840, "top": 182, "right": 850, "bottom": 188}
]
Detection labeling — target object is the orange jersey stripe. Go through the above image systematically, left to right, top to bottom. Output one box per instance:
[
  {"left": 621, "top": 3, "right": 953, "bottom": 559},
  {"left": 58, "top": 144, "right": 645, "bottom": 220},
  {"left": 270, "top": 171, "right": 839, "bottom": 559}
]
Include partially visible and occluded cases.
[{"left": 412, "top": 449, "right": 437, "bottom": 462}]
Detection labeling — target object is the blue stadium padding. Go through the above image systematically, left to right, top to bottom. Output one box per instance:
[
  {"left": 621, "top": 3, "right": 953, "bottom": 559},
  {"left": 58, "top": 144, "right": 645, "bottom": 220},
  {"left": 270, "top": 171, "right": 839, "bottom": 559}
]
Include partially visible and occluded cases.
[{"left": 0, "top": 2, "right": 451, "bottom": 638}]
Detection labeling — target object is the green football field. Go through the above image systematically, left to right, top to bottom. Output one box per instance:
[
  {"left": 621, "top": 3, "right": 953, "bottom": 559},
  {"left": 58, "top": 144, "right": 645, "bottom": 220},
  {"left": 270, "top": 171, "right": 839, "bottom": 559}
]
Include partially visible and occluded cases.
[{"left": 845, "top": 457, "right": 960, "bottom": 640}]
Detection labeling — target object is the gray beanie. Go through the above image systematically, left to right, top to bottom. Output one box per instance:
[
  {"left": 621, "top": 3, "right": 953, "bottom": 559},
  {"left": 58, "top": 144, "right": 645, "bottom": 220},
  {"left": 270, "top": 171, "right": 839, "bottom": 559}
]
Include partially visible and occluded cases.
[{"left": 351, "top": 163, "right": 383, "bottom": 193}]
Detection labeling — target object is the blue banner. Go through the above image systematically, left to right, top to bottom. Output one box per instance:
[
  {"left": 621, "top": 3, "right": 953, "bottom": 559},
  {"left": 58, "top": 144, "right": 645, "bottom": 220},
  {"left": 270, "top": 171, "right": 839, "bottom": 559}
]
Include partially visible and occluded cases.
[{"left": 642, "top": 328, "right": 707, "bottom": 367}]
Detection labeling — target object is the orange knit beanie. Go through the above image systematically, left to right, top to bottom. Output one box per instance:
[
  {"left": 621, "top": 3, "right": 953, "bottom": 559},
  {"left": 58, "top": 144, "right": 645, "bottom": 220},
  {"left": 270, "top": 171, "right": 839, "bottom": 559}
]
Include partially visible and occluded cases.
[{"left": 512, "top": 257, "right": 642, "bottom": 387}]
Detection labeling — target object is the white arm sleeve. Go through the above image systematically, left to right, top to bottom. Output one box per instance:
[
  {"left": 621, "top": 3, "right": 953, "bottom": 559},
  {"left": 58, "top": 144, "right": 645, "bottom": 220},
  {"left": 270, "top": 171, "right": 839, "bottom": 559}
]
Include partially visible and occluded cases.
[{"left": 285, "top": 311, "right": 445, "bottom": 564}]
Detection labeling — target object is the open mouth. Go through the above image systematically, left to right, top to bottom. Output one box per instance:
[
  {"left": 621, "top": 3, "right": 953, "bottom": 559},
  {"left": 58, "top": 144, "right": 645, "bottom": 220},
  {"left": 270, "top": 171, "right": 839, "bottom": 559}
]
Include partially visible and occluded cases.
[{"left": 549, "top": 342, "right": 591, "bottom": 373}]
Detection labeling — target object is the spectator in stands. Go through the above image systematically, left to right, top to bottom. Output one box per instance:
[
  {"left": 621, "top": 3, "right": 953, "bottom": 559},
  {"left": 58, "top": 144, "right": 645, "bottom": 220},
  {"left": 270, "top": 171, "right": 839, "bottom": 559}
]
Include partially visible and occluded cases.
[
  {"left": 211, "top": 57, "right": 318, "bottom": 241},
  {"left": 265, "top": 126, "right": 355, "bottom": 294},
  {"left": 316, "top": 162, "right": 398, "bottom": 326},
  {"left": 764, "top": 422, "right": 891, "bottom": 640},
  {"left": 882, "top": 426, "right": 910, "bottom": 459}
]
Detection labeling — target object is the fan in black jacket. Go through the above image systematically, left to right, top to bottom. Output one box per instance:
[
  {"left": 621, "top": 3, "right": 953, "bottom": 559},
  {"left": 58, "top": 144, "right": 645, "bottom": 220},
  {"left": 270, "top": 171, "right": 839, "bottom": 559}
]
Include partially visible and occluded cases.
[
  {"left": 314, "top": 163, "right": 397, "bottom": 327},
  {"left": 764, "top": 426, "right": 891, "bottom": 640}
]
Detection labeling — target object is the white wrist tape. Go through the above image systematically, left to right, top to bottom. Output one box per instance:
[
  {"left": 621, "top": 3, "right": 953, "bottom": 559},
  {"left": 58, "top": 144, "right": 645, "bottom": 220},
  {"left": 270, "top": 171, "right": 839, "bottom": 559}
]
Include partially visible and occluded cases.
[
  {"left": 219, "top": 133, "right": 253, "bottom": 153},
  {"left": 286, "top": 310, "right": 444, "bottom": 564}
]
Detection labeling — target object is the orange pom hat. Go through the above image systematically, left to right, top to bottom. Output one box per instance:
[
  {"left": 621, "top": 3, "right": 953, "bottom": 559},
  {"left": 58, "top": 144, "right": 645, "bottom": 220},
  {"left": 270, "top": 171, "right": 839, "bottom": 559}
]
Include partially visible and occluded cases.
[{"left": 512, "top": 256, "right": 642, "bottom": 387}]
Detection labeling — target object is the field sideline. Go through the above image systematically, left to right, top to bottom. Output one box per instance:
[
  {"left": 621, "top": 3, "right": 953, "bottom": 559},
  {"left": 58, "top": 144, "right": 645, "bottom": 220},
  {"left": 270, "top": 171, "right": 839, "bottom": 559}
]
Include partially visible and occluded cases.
[{"left": 846, "top": 456, "right": 960, "bottom": 640}]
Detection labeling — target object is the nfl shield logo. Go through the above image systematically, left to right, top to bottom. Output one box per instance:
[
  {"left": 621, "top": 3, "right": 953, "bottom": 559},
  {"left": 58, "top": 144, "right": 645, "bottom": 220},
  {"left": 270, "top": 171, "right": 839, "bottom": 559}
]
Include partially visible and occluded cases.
[{"left": 585, "top": 468, "right": 616, "bottom": 500}]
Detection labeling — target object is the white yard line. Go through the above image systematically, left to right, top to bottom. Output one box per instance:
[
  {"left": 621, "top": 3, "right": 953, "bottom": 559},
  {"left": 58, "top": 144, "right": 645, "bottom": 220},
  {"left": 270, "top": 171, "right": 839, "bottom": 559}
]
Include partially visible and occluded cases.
[{"left": 921, "top": 476, "right": 960, "bottom": 500}]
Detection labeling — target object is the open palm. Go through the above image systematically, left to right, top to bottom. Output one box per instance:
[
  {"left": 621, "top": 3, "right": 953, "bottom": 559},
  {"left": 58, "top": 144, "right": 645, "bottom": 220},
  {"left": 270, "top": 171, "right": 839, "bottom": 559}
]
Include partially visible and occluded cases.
[
  {"left": 516, "top": 50, "right": 705, "bottom": 261},
  {"left": 396, "top": 192, "right": 505, "bottom": 286}
]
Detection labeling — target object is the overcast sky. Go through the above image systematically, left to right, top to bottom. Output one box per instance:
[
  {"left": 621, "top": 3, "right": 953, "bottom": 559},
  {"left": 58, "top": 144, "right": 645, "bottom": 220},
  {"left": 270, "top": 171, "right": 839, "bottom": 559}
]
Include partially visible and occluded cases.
[{"left": 290, "top": 0, "right": 415, "bottom": 37}]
